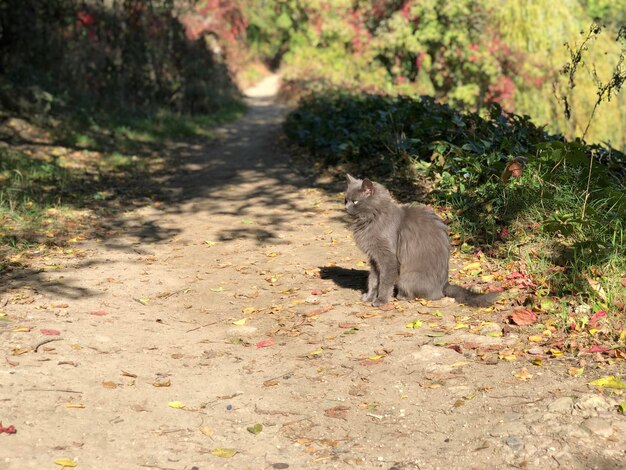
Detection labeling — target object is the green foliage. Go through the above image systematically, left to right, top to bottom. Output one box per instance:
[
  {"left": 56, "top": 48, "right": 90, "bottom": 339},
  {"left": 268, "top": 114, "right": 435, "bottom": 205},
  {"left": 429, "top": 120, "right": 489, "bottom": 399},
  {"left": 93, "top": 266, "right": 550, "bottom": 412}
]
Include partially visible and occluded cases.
[{"left": 285, "top": 92, "right": 626, "bottom": 301}]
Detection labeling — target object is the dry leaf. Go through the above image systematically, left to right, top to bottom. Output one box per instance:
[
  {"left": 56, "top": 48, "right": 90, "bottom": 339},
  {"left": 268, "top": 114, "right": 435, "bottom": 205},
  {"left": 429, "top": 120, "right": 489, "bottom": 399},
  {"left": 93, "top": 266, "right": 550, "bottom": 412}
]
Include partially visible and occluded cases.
[
  {"left": 509, "top": 308, "right": 538, "bottom": 326},
  {"left": 152, "top": 379, "right": 171, "bottom": 388},
  {"left": 102, "top": 381, "right": 118, "bottom": 389},
  {"left": 324, "top": 405, "right": 349, "bottom": 419}
]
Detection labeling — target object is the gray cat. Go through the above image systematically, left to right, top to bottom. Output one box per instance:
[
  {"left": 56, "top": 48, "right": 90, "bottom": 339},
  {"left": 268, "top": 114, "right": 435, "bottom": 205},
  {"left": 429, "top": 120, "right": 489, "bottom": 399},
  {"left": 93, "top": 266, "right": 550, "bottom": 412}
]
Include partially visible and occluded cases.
[{"left": 345, "top": 174, "right": 497, "bottom": 307}]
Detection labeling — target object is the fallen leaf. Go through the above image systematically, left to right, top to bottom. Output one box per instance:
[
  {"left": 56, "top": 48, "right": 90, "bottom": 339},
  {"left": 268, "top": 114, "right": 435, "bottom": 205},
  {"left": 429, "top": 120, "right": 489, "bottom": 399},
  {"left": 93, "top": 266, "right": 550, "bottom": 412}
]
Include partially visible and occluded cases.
[
  {"left": 204, "top": 240, "right": 218, "bottom": 246},
  {"left": 265, "top": 252, "right": 279, "bottom": 257},
  {"left": 356, "top": 261, "right": 367, "bottom": 267},
  {"left": 210, "top": 287, "right": 224, "bottom": 292},
  {"left": 135, "top": 297, "right": 150, "bottom": 305},
  {"left": 378, "top": 303, "right": 395, "bottom": 311},
  {"left": 52, "top": 304, "right": 69, "bottom": 309},
  {"left": 307, "top": 305, "right": 333, "bottom": 316},
  {"left": 509, "top": 308, "right": 538, "bottom": 326},
  {"left": 91, "top": 310, "right": 108, "bottom": 316},
  {"left": 232, "top": 318, "right": 246, "bottom": 326},
  {"left": 405, "top": 320, "right": 422, "bottom": 329},
  {"left": 338, "top": 322, "right": 354, "bottom": 328},
  {"left": 11, "top": 325, "right": 32, "bottom": 332},
  {"left": 40, "top": 329, "right": 61, "bottom": 336},
  {"left": 528, "top": 335, "right": 543, "bottom": 343},
  {"left": 256, "top": 338, "right": 274, "bottom": 348},
  {"left": 587, "top": 345, "right": 611, "bottom": 354},
  {"left": 11, "top": 348, "right": 30, "bottom": 355},
  {"left": 306, "top": 349, "right": 323, "bottom": 358},
  {"left": 512, "top": 367, "right": 533, "bottom": 381},
  {"left": 568, "top": 367, "right": 584, "bottom": 377},
  {"left": 121, "top": 370, "right": 138, "bottom": 378},
  {"left": 588, "top": 376, "right": 626, "bottom": 389},
  {"left": 152, "top": 378, "right": 171, "bottom": 387},
  {"left": 263, "top": 379, "right": 279, "bottom": 387},
  {"left": 102, "top": 381, "right": 118, "bottom": 389},
  {"left": 168, "top": 401, "right": 186, "bottom": 409},
  {"left": 618, "top": 402, "right": 626, "bottom": 414},
  {"left": 64, "top": 403, "right": 85, "bottom": 409},
  {"left": 324, "top": 405, "right": 349, "bottom": 419},
  {"left": 0, "top": 422, "right": 17, "bottom": 433},
  {"left": 247, "top": 423, "right": 263, "bottom": 434},
  {"left": 200, "top": 425, "right": 214, "bottom": 437},
  {"left": 212, "top": 448, "right": 237, "bottom": 458},
  {"left": 54, "top": 458, "right": 77, "bottom": 467}
]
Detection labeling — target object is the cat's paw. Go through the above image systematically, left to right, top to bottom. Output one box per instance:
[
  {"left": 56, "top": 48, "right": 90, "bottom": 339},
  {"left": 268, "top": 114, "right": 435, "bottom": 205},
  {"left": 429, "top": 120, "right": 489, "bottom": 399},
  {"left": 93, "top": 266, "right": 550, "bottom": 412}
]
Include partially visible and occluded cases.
[
  {"left": 361, "top": 292, "right": 375, "bottom": 302},
  {"left": 372, "top": 298, "right": 389, "bottom": 307}
]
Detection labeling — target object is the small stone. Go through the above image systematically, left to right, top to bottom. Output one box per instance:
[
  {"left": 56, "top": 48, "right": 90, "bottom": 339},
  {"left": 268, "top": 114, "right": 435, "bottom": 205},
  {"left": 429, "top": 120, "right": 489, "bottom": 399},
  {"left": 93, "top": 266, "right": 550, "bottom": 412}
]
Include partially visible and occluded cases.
[
  {"left": 575, "top": 394, "right": 611, "bottom": 412},
  {"left": 548, "top": 397, "right": 574, "bottom": 414},
  {"left": 582, "top": 417, "right": 614, "bottom": 438},
  {"left": 505, "top": 435, "right": 524, "bottom": 451},
  {"left": 272, "top": 463, "right": 289, "bottom": 469}
]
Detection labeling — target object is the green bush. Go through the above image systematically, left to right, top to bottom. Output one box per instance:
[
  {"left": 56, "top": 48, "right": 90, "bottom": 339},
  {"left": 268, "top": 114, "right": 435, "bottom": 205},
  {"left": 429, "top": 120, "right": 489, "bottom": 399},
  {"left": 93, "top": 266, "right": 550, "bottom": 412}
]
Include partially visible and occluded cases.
[{"left": 285, "top": 91, "right": 626, "bottom": 301}]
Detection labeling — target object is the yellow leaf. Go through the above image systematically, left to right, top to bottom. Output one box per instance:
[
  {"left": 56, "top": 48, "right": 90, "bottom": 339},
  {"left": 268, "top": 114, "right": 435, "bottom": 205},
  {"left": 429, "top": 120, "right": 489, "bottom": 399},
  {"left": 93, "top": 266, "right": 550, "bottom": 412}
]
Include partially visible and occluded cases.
[
  {"left": 204, "top": 241, "right": 218, "bottom": 246},
  {"left": 265, "top": 251, "right": 279, "bottom": 257},
  {"left": 356, "top": 261, "right": 367, "bottom": 267},
  {"left": 462, "top": 262, "right": 481, "bottom": 272},
  {"left": 481, "top": 274, "right": 494, "bottom": 282},
  {"left": 136, "top": 297, "right": 150, "bottom": 305},
  {"left": 242, "top": 307, "right": 259, "bottom": 315},
  {"left": 431, "top": 311, "right": 443, "bottom": 317},
  {"left": 232, "top": 318, "right": 246, "bottom": 326},
  {"left": 404, "top": 320, "right": 422, "bottom": 329},
  {"left": 454, "top": 323, "right": 469, "bottom": 330},
  {"left": 11, "top": 325, "right": 32, "bottom": 332},
  {"left": 588, "top": 328, "right": 598, "bottom": 335},
  {"left": 619, "top": 330, "right": 626, "bottom": 342},
  {"left": 486, "top": 331, "right": 502, "bottom": 337},
  {"left": 528, "top": 335, "right": 543, "bottom": 343},
  {"left": 306, "top": 349, "right": 323, "bottom": 358},
  {"left": 550, "top": 349, "right": 564, "bottom": 357},
  {"left": 500, "top": 354, "right": 517, "bottom": 361},
  {"left": 368, "top": 355, "right": 384, "bottom": 361},
  {"left": 531, "top": 358, "right": 543, "bottom": 366},
  {"left": 451, "top": 361, "right": 470, "bottom": 367},
  {"left": 512, "top": 367, "right": 533, "bottom": 381},
  {"left": 568, "top": 367, "right": 584, "bottom": 377},
  {"left": 588, "top": 375, "right": 626, "bottom": 389},
  {"left": 152, "top": 379, "right": 171, "bottom": 388},
  {"left": 168, "top": 401, "right": 186, "bottom": 409},
  {"left": 64, "top": 403, "right": 85, "bottom": 409},
  {"left": 199, "top": 426, "right": 214, "bottom": 437},
  {"left": 211, "top": 448, "right": 237, "bottom": 458},
  {"left": 54, "top": 458, "right": 77, "bottom": 467}
]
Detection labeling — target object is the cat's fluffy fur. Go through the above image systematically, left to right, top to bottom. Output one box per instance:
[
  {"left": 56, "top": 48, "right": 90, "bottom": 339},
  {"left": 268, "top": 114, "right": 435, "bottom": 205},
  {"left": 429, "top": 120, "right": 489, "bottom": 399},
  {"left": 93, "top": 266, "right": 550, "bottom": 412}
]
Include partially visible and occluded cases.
[{"left": 345, "top": 174, "right": 497, "bottom": 307}]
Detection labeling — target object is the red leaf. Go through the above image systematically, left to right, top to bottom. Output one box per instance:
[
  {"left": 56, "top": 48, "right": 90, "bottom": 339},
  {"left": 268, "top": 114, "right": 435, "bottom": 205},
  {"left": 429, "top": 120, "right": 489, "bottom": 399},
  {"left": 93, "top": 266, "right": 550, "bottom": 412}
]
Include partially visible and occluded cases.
[
  {"left": 310, "top": 290, "right": 323, "bottom": 295},
  {"left": 306, "top": 305, "right": 333, "bottom": 317},
  {"left": 508, "top": 308, "right": 538, "bottom": 326},
  {"left": 91, "top": 310, "right": 109, "bottom": 316},
  {"left": 589, "top": 310, "right": 607, "bottom": 328},
  {"left": 338, "top": 322, "right": 354, "bottom": 329},
  {"left": 40, "top": 329, "right": 61, "bottom": 336},
  {"left": 256, "top": 338, "right": 274, "bottom": 348},
  {"left": 446, "top": 344, "right": 463, "bottom": 354},
  {"left": 587, "top": 345, "right": 610, "bottom": 354},
  {"left": 359, "top": 358, "right": 383, "bottom": 366},
  {"left": 324, "top": 405, "right": 349, "bottom": 419},
  {"left": 0, "top": 422, "right": 16, "bottom": 434}
]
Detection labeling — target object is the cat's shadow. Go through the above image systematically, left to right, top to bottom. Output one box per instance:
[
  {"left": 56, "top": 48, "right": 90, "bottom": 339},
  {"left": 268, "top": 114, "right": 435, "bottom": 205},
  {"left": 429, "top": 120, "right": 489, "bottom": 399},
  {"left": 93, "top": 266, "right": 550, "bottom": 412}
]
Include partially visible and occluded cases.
[{"left": 319, "top": 266, "right": 368, "bottom": 292}]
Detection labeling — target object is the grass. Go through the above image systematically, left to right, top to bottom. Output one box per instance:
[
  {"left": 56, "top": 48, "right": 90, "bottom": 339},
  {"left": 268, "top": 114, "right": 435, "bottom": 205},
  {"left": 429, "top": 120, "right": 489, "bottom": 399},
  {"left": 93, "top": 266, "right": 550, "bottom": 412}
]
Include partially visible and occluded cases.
[{"left": 0, "top": 101, "right": 246, "bottom": 269}]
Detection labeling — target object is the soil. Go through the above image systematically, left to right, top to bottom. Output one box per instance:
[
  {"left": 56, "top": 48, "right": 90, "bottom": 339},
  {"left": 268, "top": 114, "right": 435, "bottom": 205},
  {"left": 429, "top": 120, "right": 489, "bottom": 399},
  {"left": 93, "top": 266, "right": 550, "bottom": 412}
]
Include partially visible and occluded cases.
[{"left": 2, "top": 75, "right": 626, "bottom": 470}]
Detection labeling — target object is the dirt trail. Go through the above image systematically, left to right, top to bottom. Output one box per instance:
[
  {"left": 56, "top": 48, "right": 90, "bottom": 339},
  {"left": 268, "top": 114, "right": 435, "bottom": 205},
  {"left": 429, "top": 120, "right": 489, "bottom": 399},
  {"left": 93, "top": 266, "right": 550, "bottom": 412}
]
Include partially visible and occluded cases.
[{"left": 2, "top": 76, "right": 625, "bottom": 470}]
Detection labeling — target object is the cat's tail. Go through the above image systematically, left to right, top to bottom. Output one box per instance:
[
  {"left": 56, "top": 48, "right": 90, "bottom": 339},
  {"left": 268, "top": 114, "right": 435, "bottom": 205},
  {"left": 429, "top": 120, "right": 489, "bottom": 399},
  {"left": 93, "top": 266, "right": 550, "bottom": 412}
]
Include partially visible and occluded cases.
[{"left": 443, "top": 282, "right": 498, "bottom": 308}]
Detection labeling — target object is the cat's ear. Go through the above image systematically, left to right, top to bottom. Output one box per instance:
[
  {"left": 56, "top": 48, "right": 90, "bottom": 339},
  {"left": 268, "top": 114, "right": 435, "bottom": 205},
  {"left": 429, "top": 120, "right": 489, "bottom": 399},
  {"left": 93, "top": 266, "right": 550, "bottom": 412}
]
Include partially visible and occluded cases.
[
  {"left": 346, "top": 174, "right": 357, "bottom": 184},
  {"left": 361, "top": 178, "right": 374, "bottom": 196}
]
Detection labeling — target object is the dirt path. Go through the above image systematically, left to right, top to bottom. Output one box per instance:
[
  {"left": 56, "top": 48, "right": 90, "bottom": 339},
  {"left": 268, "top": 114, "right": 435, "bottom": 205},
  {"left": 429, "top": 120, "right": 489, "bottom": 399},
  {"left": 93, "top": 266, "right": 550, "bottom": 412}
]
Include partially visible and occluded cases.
[{"left": 2, "top": 76, "right": 625, "bottom": 470}]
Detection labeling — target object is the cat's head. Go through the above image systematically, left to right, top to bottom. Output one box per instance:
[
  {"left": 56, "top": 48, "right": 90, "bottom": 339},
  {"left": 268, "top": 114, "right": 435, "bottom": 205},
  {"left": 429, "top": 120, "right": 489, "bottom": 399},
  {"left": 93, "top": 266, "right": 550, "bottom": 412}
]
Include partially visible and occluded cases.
[{"left": 344, "top": 174, "right": 375, "bottom": 216}]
